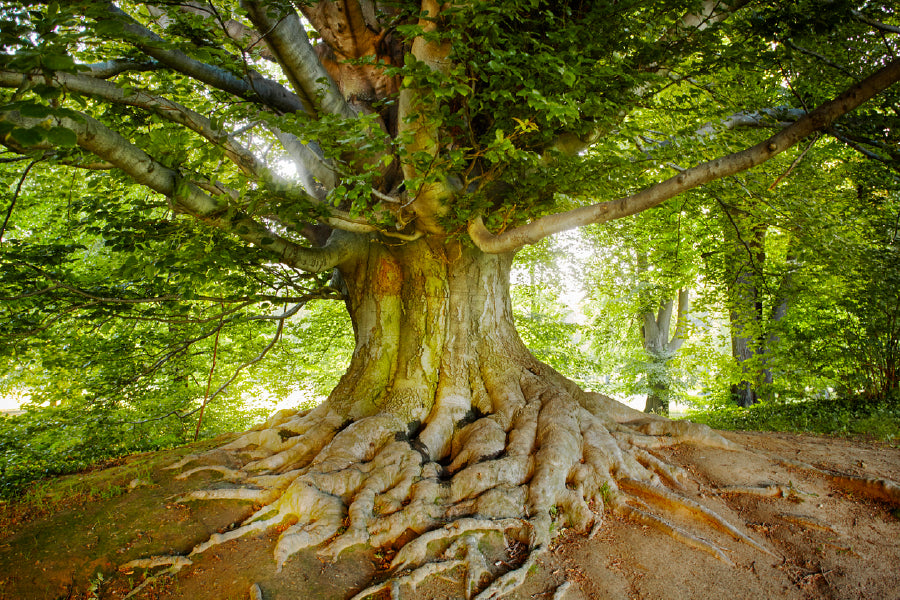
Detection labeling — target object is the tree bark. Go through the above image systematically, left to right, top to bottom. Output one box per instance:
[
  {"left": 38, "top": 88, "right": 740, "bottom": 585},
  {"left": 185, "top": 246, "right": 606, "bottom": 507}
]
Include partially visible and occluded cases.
[
  {"left": 758, "top": 250, "right": 796, "bottom": 401},
  {"left": 641, "top": 289, "right": 690, "bottom": 416},
  {"left": 644, "top": 385, "right": 669, "bottom": 416}
]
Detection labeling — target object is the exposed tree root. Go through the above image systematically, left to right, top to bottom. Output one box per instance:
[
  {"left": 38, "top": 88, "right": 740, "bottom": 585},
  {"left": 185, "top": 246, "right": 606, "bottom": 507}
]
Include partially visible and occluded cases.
[
  {"left": 145, "top": 370, "right": 802, "bottom": 600},
  {"left": 773, "top": 457, "right": 900, "bottom": 505},
  {"left": 617, "top": 478, "right": 776, "bottom": 557},
  {"left": 717, "top": 484, "right": 810, "bottom": 499},
  {"left": 615, "top": 502, "right": 733, "bottom": 564},
  {"left": 777, "top": 513, "right": 837, "bottom": 534},
  {"left": 119, "top": 555, "right": 192, "bottom": 571},
  {"left": 118, "top": 557, "right": 192, "bottom": 600},
  {"left": 349, "top": 558, "right": 466, "bottom": 600},
  {"left": 551, "top": 580, "right": 573, "bottom": 600},
  {"left": 249, "top": 583, "right": 264, "bottom": 600}
]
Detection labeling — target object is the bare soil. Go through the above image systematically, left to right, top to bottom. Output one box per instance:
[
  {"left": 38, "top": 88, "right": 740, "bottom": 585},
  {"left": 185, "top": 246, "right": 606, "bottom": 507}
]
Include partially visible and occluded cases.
[{"left": 1, "top": 429, "right": 898, "bottom": 600}]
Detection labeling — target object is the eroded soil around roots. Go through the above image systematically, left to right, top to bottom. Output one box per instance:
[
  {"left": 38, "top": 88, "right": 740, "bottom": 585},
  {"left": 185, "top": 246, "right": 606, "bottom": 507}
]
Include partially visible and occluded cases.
[{"left": 1, "top": 414, "right": 900, "bottom": 600}]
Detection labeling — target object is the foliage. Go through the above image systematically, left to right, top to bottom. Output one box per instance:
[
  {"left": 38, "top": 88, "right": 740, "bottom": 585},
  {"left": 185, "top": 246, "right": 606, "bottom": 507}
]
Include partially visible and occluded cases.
[
  {"left": 0, "top": 0, "right": 897, "bottom": 493},
  {"left": 772, "top": 163, "right": 900, "bottom": 399},
  {"left": 511, "top": 235, "right": 602, "bottom": 389},
  {"left": 0, "top": 396, "right": 258, "bottom": 498},
  {"left": 684, "top": 396, "right": 900, "bottom": 443}
]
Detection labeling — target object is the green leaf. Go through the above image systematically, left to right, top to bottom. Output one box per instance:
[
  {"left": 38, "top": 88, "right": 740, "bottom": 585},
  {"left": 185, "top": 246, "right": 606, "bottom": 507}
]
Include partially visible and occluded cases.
[
  {"left": 40, "top": 53, "right": 75, "bottom": 71},
  {"left": 18, "top": 103, "right": 52, "bottom": 118},
  {"left": 45, "top": 126, "right": 77, "bottom": 147},
  {"left": 8, "top": 127, "right": 45, "bottom": 146}
]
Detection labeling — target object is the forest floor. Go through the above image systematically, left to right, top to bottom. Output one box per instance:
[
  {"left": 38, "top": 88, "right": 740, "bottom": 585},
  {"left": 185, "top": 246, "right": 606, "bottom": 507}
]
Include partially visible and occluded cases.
[{"left": 1, "top": 428, "right": 899, "bottom": 600}]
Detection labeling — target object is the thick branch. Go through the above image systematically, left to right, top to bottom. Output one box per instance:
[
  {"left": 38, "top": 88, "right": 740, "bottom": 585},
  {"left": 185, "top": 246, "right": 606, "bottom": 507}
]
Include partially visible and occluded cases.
[
  {"left": 397, "top": 0, "right": 455, "bottom": 231},
  {"left": 241, "top": 1, "right": 354, "bottom": 118},
  {"left": 144, "top": 2, "right": 276, "bottom": 60},
  {"left": 103, "top": 4, "right": 307, "bottom": 115},
  {"left": 852, "top": 10, "right": 900, "bottom": 35},
  {"left": 470, "top": 58, "right": 900, "bottom": 253},
  {"left": 84, "top": 59, "right": 160, "bottom": 78},
  {"left": 0, "top": 70, "right": 264, "bottom": 177},
  {"left": 0, "top": 70, "right": 376, "bottom": 233},
  {"left": 0, "top": 110, "right": 360, "bottom": 273},
  {"left": 271, "top": 128, "right": 337, "bottom": 197},
  {"left": 667, "top": 289, "right": 690, "bottom": 354}
]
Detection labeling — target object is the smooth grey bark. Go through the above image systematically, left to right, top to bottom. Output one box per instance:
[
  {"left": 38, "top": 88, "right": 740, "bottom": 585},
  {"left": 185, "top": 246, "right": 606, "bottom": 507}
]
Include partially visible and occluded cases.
[
  {"left": 103, "top": 3, "right": 309, "bottom": 115},
  {"left": 641, "top": 289, "right": 690, "bottom": 416}
]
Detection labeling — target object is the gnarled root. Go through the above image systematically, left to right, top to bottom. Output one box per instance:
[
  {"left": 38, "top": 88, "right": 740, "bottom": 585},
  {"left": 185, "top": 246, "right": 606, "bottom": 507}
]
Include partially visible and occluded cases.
[
  {"left": 156, "top": 372, "right": 779, "bottom": 599},
  {"left": 773, "top": 457, "right": 900, "bottom": 505}
]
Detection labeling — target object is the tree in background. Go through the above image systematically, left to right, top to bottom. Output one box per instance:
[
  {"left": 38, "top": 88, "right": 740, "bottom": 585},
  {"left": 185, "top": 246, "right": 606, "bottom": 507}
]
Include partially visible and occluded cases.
[
  {"left": 0, "top": 0, "right": 898, "bottom": 595},
  {"left": 582, "top": 200, "right": 701, "bottom": 417},
  {"left": 639, "top": 285, "right": 691, "bottom": 416}
]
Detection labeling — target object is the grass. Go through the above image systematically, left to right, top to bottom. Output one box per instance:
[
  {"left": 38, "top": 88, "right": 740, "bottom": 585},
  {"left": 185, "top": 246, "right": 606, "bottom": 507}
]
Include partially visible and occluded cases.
[
  {"left": 682, "top": 396, "right": 900, "bottom": 443},
  {"left": 0, "top": 433, "right": 233, "bottom": 539}
]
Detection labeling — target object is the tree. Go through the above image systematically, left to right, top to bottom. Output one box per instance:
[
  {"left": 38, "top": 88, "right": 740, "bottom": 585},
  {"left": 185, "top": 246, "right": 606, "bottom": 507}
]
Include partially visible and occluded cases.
[
  {"left": 1, "top": 1, "right": 899, "bottom": 597},
  {"left": 581, "top": 204, "right": 700, "bottom": 416},
  {"left": 640, "top": 286, "right": 690, "bottom": 416}
]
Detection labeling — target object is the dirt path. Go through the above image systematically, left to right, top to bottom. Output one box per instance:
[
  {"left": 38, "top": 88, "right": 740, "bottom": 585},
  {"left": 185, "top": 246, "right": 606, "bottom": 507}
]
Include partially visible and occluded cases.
[{"left": 1, "top": 430, "right": 898, "bottom": 600}]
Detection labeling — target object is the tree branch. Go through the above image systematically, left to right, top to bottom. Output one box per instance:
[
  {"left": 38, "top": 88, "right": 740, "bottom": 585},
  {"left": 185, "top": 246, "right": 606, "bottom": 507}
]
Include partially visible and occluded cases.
[
  {"left": 241, "top": 1, "right": 354, "bottom": 118},
  {"left": 548, "top": 1, "right": 751, "bottom": 156},
  {"left": 144, "top": 2, "right": 276, "bottom": 61},
  {"left": 102, "top": 3, "right": 308, "bottom": 115},
  {"left": 852, "top": 10, "right": 900, "bottom": 35},
  {"left": 469, "top": 57, "right": 900, "bottom": 253},
  {"left": 84, "top": 59, "right": 161, "bottom": 79},
  {"left": 0, "top": 70, "right": 266, "bottom": 177},
  {"left": 0, "top": 109, "right": 362, "bottom": 272},
  {"left": 0, "top": 157, "right": 40, "bottom": 244},
  {"left": 667, "top": 289, "right": 691, "bottom": 354}
]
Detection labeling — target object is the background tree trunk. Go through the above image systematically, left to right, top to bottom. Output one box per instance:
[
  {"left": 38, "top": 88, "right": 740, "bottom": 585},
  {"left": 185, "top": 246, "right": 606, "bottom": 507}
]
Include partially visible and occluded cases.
[
  {"left": 724, "top": 210, "right": 767, "bottom": 408},
  {"left": 641, "top": 289, "right": 690, "bottom": 416}
]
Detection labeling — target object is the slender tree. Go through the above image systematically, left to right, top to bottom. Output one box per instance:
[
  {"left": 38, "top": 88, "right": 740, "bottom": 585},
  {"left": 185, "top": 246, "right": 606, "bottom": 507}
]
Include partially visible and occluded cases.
[
  {"left": 1, "top": 1, "right": 899, "bottom": 596},
  {"left": 640, "top": 286, "right": 690, "bottom": 416}
]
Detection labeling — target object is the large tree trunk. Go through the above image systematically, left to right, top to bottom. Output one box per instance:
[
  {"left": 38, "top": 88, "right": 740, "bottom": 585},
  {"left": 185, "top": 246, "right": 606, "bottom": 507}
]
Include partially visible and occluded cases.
[
  {"left": 168, "top": 236, "right": 756, "bottom": 599},
  {"left": 644, "top": 385, "right": 669, "bottom": 416}
]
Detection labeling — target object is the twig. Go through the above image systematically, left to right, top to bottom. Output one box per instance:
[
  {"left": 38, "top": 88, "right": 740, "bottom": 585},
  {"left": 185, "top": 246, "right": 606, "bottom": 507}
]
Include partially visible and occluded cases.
[
  {"left": 768, "top": 134, "right": 818, "bottom": 190},
  {"left": 1, "top": 158, "right": 40, "bottom": 244},
  {"left": 194, "top": 307, "right": 224, "bottom": 441},
  {"left": 205, "top": 312, "right": 287, "bottom": 405}
]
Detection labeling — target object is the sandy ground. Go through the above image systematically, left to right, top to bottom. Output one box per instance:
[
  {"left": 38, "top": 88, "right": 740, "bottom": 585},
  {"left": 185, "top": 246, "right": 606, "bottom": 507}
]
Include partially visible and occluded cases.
[{"left": 0, "top": 429, "right": 898, "bottom": 600}]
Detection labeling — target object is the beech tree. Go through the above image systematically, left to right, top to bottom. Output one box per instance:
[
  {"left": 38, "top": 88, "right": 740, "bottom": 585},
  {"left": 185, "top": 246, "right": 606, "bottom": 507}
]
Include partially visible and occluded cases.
[
  {"left": 2, "top": 1, "right": 899, "bottom": 597},
  {"left": 640, "top": 286, "right": 690, "bottom": 416}
]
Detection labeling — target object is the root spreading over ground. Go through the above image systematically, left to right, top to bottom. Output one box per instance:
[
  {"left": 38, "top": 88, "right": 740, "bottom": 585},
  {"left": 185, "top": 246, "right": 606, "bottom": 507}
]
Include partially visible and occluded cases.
[{"left": 137, "top": 366, "right": 822, "bottom": 600}]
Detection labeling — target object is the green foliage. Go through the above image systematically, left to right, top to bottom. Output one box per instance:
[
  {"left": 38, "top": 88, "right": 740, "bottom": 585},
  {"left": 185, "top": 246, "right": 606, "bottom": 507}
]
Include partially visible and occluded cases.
[
  {"left": 0, "top": 161, "right": 353, "bottom": 497},
  {"left": 773, "top": 164, "right": 900, "bottom": 399},
  {"left": 511, "top": 236, "right": 603, "bottom": 389},
  {"left": 0, "top": 396, "right": 259, "bottom": 499},
  {"left": 685, "top": 396, "right": 900, "bottom": 442}
]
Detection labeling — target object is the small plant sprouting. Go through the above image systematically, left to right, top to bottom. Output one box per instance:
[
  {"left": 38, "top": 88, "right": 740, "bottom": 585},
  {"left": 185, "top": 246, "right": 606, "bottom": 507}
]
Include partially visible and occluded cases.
[
  {"left": 599, "top": 481, "right": 613, "bottom": 505},
  {"left": 88, "top": 570, "right": 105, "bottom": 598}
]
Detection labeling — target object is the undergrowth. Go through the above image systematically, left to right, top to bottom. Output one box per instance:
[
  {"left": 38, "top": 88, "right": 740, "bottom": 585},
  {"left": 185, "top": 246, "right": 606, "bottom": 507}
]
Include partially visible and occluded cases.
[
  {"left": 684, "top": 396, "right": 900, "bottom": 443},
  {"left": 0, "top": 402, "right": 267, "bottom": 499}
]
